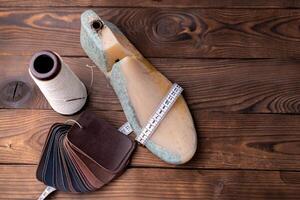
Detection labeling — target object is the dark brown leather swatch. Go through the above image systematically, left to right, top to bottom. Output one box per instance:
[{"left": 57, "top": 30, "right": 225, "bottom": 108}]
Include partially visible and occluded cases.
[{"left": 36, "top": 111, "right": 136, "bottom": 193}]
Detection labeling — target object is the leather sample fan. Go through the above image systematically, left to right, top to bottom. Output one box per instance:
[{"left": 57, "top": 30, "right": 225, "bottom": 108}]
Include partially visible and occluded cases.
[{"left": 36, "top": 111, "right": 136, "bottom": 193}]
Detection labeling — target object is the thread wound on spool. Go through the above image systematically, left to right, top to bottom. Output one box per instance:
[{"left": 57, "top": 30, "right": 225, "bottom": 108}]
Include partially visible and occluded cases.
[{"left": 29, "top": 50, "right": 87, "bottom": 115}]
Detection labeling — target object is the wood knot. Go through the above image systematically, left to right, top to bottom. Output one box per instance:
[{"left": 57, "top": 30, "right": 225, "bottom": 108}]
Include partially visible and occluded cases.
[
  {"left": 152, "top": 12, "right": 200, "bottom": 42},
  {"left": 156, "top": 17, "right": 181, "bottom": 38},
  {"left": 0, "top": 81, "right": 31, "bottom": 106},
  {"left": 247, "top": 140, "right": 300, "bottom": 155},
  {"left": 280, "top": 171, "right": 300, "bottom": 184},
  {"left": 213, "top": 180, "right": 224, "bottom": 198}
]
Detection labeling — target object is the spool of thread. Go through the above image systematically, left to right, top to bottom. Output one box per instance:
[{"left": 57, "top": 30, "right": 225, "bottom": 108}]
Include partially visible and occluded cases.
[{"left": 29, "top": 50, "right": 87, "bottom": 115}]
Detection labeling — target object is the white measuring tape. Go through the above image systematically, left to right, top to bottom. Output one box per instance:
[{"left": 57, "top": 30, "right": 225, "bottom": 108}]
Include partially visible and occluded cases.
[
  {"left": 38, "top": 83, "right": 182, "bottom": 200},
  {"left": 119, "top": 83, "right": 183, "bottom": 145},
  {"left": 135, "top": 83, "right": 183, "bottom": 144},
  {"left": 118, "top": 122, "right": 133, "bottom": 135},
  {"left": 38, "top": 186, "right": 56, "bottom": 200}
]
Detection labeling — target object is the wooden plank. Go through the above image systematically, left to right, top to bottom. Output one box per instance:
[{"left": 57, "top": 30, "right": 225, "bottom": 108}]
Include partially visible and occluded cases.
[
  {"left": 1, "top": 0, "right": 300, "bottom": 8},
  {"left": 1, "top": 8, "right": 300, "bottom": 58},
  {"left": 1, "top": 56, "right": 300, "bottom": 113},
  {"left": 0, "top": 109, "right": 300, "bottom": 170},
  {"left": 1, "top": 165, "right": 300, "bottom": 199}
]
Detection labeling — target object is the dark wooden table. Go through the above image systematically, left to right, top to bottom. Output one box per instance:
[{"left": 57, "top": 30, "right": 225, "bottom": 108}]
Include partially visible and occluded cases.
[{"left": 1, "top": 1, "right": 300, "bottom": 199}]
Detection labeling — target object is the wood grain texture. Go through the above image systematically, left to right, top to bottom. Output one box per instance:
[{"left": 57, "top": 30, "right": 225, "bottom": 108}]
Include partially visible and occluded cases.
[
  {"left": 1, "top": 0, "right": 300, "bottom": 8},
  {"left": 1, "top": 1, "right": 300, "bottom": 199},
  {"left": 1, "top": 8, "right": 300, "bottom": 58},
  {"left": 1, "top": 56, "right": 300, "bottom": 113},
  {"left": 0, "top": 109, "right": 300, "bottom": 170},
  {"left": 1, "top": 165, "right": 300, "bottom": 200}
]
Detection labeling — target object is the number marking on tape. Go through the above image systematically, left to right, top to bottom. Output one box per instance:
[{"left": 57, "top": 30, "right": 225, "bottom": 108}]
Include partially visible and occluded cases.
[{"left": 135, "top": 83, "right": 183, "bottom": 145}]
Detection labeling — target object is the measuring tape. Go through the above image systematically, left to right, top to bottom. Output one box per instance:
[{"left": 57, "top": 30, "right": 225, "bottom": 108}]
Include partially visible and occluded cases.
[
  {"left": 119, "top": 83, "right": 183, "bottom": 144},
  {"left": 135, "top": 83, "right": 183, "bottom": 144},
  {"left": 118, "top": 122, "right": 133, "bottom": 135},
  {"left": 38, "top": 186, "right": 56, "bottom": 200}
]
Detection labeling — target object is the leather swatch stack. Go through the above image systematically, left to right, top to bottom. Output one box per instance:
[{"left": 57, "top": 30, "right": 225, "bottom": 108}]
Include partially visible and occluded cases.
[{"left": 36, "top": 111, "right": 136, "bottom": 192}]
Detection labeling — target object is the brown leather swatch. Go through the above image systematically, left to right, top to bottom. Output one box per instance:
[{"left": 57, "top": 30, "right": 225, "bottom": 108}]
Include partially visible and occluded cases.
[{"left": 36, "top": 111, "right": 136, "bottom": 193}]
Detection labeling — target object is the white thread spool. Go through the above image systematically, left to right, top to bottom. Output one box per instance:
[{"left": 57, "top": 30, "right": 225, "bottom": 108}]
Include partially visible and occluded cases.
[{"left": 29, "top": 50, "right": 87, "bottom": 115}]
